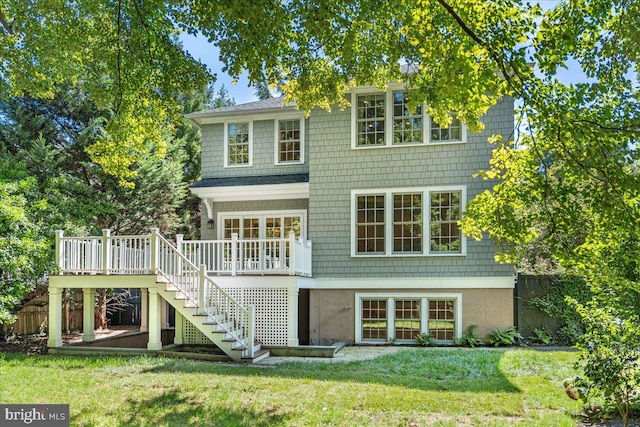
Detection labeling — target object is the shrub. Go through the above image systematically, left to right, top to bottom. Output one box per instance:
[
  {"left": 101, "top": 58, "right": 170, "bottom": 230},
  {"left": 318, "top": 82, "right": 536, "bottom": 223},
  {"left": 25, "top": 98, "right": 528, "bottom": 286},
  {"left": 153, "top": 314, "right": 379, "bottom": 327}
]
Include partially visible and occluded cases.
[
  {"left": 571, "top": 300, "right": 640, "bottom": 426},
  {"left": 456, "top": 325, "right": 483, "bottom": 347},
  {"left": 529, "top": 326, "right": 553, "bottom": 345},
  {"left": 488, "top": 327, "right": 522, "bottom": 347},
  {"left": 415, "top": 332, "right": 433, "bottom": 347}
]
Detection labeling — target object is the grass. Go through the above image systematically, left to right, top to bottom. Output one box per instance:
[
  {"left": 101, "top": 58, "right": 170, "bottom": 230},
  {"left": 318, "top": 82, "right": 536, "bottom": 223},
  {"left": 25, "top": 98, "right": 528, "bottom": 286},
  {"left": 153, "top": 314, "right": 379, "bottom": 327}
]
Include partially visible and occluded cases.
[{"left": 0, "top": 348, "right": 583, "bottom": 426}]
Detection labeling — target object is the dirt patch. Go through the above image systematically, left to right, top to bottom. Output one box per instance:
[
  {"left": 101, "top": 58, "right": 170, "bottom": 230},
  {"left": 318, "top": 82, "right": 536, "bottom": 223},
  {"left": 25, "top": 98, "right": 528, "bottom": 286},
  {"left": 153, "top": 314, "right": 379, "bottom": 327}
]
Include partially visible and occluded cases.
[{"left": 0, "top": 326, "right": 138, "bottom": 356}]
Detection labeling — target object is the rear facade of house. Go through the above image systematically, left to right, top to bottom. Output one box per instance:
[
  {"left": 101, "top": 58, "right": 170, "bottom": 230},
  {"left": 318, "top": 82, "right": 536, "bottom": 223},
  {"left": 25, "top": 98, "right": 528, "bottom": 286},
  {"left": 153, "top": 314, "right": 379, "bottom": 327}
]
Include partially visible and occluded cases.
[{"left": 188, "top": 83, "right": 515, "bottom": 346}]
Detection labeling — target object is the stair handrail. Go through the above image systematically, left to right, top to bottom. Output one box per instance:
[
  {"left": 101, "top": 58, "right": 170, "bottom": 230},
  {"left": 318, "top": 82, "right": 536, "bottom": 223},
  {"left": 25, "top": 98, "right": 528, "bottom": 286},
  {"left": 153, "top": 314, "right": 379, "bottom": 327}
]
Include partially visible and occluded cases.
[{"left": 154, "top": 231, "right": 253, "bottom": 356}]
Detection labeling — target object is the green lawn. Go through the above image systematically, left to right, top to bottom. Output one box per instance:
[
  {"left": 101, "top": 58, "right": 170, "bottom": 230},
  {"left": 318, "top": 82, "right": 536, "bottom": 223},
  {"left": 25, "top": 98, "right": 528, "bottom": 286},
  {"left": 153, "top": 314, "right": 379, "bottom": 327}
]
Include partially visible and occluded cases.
[{"left": 0, "top": 348, "right": 583, "bottom": 426}]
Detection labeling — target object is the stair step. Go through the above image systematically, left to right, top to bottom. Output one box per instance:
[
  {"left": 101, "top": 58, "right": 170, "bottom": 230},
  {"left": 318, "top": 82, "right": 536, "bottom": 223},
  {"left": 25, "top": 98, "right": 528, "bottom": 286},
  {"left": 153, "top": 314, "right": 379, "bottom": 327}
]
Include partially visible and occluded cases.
[
  {"left": 213, "top": 321, "right": 235, "bottom": 332},
  {"left": 242, "top": 348, "right": 270, "bottom": 363}
]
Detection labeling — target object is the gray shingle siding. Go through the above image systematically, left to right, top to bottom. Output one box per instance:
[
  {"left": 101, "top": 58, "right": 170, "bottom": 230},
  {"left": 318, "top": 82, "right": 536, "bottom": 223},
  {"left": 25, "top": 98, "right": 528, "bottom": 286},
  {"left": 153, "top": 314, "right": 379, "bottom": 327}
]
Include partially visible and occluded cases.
[
  {"left": 307, "top": 96, "right": 515, "bottom": 278},
  {"left": 201, "top": 119, "right": 310, "bottom": 179}
]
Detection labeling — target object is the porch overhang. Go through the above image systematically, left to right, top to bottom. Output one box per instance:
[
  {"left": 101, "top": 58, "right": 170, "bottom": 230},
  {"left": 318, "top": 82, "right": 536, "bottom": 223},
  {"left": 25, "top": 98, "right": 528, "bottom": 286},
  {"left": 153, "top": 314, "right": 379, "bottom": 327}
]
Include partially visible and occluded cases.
[{"left": 190, "top": 174, "right": 310, "bottom": 214}]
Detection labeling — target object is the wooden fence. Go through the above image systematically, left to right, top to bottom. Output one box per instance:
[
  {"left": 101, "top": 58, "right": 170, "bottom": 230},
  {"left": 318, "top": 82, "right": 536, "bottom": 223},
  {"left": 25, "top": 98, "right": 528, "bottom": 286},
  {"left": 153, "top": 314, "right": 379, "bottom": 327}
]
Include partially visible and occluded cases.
[{"left": 1, "top": 290, "right": 83, "bottom": 336}]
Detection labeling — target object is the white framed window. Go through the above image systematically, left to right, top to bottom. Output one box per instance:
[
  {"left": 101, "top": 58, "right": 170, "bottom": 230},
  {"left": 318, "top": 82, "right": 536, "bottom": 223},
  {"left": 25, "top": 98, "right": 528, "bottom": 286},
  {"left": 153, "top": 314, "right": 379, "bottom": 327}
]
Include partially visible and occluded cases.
[
  {"left": 351, "top": 88, "right": 467, "bottom": 148},
  {"left": 274, "top": 116, "right": 305, "bottom": 165},
  {"left": 224, "top": 121, "right": 253, "bottom": 167},
  {"left": 351, "top": 186, "right": 466, "bottom": 257},
  {"left": 218, "top": 210, "right": 307, "bottom": 240},
  {"left": 355, "top": 293, "right": 462, "bottom": 343}
]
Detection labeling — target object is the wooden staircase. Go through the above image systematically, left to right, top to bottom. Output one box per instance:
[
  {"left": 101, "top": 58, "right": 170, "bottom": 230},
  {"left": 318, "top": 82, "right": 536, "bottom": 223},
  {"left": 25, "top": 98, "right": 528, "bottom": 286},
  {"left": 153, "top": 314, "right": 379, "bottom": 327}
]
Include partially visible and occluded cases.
[{"left": 156, "top": 278, "right": 269, "bottom": 363}]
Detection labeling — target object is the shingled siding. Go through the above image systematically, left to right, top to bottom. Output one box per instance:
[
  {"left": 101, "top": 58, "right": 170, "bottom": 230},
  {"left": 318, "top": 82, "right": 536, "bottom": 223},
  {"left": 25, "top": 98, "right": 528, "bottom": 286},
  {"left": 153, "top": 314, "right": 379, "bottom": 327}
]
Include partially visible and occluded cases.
[
  {"left": 307, "top": 96, "right": 516, "bottom": 278},
  {"left": 200, "top": 118, "right": 310, "bottom": 178}
]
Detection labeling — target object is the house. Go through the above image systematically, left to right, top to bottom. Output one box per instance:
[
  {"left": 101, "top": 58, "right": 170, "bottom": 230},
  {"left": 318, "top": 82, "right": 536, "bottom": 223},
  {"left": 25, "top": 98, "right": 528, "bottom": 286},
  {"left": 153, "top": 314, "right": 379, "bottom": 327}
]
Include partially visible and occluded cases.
[
  {"left": 47, "top": 78, "right": 515, "bottom": 361},
  {"left": 186, "top": 82, "right": 515, "bottom": 345}
]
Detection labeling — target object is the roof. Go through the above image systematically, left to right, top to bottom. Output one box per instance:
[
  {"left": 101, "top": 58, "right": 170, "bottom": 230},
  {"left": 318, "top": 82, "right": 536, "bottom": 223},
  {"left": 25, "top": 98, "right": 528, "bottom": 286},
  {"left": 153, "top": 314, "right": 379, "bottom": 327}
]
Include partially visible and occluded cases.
[
  {"left": 186, "top": 96, "right": 295, "bottom": 119},
  {"left": 190, "top": 173, "right": 309, "bottom": 189}
]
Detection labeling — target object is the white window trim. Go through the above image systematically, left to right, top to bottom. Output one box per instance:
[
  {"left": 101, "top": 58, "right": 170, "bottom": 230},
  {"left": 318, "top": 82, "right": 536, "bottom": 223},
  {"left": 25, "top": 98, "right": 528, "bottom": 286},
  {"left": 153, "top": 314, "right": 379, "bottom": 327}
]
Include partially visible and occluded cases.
[
  {"left": 350, "top": 87, "right": 467, "bottom": 149},
  {"left": 274, "top": 115, "right": 305, "bottom": 166},
  {"left": 224, "top": 120, "right": 253, "bottom": 168},
  {"left": 350, "top": 186, "right": 467, "bottom": 257},
  {"left": 217, "top": 209, "right": 307, "bottom": 240},
  {"left": 355, "top": 292, "right": 462, "bottom": 343}
]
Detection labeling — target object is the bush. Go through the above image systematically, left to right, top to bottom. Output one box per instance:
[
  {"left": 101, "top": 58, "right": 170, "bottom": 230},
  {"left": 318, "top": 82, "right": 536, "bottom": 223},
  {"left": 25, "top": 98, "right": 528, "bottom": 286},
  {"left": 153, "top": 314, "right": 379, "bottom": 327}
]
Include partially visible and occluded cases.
[
  {"left": 571, "top": 300, "right": 640, "bottom": 426},
  {"left": 456, "top": 325, "right": 483, "bottom": 347},
  {"left": 529, "top": 326, "right": 552, "bottom": 345},
  {"left": 488, "top": 327, "right": 522, "bottom": 347},
  {"left": 415, "top": 332, "right": 433, "bottom": 347}
]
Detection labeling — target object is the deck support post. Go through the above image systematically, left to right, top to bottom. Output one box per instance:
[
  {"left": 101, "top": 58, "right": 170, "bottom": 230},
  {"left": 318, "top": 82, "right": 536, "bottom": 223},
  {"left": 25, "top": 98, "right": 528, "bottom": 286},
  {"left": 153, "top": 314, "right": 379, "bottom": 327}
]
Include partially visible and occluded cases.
[
  {"left": 147, "top": 286, "right": 162, "bottom": 350},
  {"left": 47, "top": 287, "right": 63, "bottom": 348},
  {"left": 287, "top": 287, "right": 299, "bottom": 347},
  {"left": 82, "top": 288, "right": 95, "bottom": 342},
  {"left": 140, "top": 288, "right": 148, "bottom": 332},
  {"left": 174, "top": 311, "right": 183, "bottom": 345}
]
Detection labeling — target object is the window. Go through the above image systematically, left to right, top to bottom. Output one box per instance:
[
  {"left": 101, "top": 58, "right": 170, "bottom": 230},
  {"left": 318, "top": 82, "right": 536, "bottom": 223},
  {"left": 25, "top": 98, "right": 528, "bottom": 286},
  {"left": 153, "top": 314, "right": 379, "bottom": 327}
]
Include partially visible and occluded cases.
[
  {"left": 351, "top": 89, "right": 466, "bottom": 147},
  {"left": 392, "top": 91, "right": 422, "bottom": 145},
  {"left": 356, "top": 93, "right": 386, "bottom": 146},
  {"left": 431, "top": 115, "right": 462, "bottom": 142},
  {"left": 275, "top": 118, "right": 304, "bottom": 164},
  {"left": 225, "top": 122, "right": 252, "bottom": 167},
  {"left": 352, "top": 187, "right": 465, "bottom": 256},
  {"left": 430, "top": 191, "right": 461, "bottom": 253},
  {"left": 393, "top": 193, "right": 422, "bottom": 253},
  {"left": 356, "top": 195, "right": 385, "bottom": 254},
  {"left": 219, "top": 211, "right": 306, "bottom": 240},
  {"left": 357, "top": 294, "right": 461, "bottom": 343},
  {"left": 361, "top": 300, "right": 388, "bottom": 340},
  {"left": 395, "top": 300, "right": 421, "bottom": 340},
  {"left": 429, "top": 300, "right": 455, "bottom": 341}
]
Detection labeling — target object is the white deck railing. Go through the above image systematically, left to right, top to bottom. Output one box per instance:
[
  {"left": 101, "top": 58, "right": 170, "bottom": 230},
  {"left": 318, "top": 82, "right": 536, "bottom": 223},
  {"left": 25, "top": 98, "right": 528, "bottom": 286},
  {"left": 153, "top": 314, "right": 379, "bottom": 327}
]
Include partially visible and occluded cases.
[
  {"left": 55, "top": 229, "right": 257, "bottom": 357},
  {"left": 177, "top": 231, "right": 312, "bottom": 277}
]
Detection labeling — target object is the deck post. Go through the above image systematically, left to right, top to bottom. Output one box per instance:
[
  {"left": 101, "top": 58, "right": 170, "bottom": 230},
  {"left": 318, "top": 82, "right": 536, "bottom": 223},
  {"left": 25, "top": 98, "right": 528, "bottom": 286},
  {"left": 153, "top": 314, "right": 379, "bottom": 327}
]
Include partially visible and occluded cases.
[
  {"left": 150, "top": 228, "right": 158, "bottom": 273},
  {"left": 102, "top": 229, "right": 111, "bottom": 274},
  {"left": 55, "top": 230, "right": 64, "bottom": 273},
  {"left": 288, "top": 231, "right": 296, "bottom": 275},
  {"left": 231, "top": 233, "right": 238, "bottom": 276},
  {"left": 176, "top": 234, "right": 183, "bottom": 274},
  {"left": 198, "top": 264, "right": 206, "bottom": 315},
  {"left": 147, "top": 286, "right": 162, "bottom": 350},
  {"left": 47, "top": 287, "right": 63, "bottom": 348},
  {"left": 287, "top": 287, "right": 299, "bottom": 347},
  {"left": 82, "top": 288, "right": 96, "bottom": 342},
  {"left": 140, "top": 288, "right": 148, "bottom": 332},
  {"left": 247, "top": 305, "right": 255, "bottom": 358},
  {"left": 174, "top": 311, "right": 183, "bottom": 345}
]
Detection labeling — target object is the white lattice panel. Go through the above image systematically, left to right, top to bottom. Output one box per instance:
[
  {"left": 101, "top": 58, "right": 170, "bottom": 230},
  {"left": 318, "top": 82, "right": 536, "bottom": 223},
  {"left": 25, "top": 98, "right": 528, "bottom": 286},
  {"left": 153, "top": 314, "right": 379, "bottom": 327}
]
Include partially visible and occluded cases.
[
  {"left": 223, "top": 287, "right": 290, "bottom": 346},
  {"left": 183, "top": 320, "right": 212, "bottom": 344}
]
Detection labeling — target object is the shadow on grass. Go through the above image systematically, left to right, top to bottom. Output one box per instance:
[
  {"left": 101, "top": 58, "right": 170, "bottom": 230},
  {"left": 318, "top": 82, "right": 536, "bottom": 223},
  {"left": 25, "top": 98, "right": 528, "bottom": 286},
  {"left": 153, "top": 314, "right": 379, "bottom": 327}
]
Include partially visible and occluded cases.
[
  {"left": 142, "top": 348, "right": 521, "bottom": 393},
  {"left": 71, "top": 388, "right": 289, "bottom": 427}
]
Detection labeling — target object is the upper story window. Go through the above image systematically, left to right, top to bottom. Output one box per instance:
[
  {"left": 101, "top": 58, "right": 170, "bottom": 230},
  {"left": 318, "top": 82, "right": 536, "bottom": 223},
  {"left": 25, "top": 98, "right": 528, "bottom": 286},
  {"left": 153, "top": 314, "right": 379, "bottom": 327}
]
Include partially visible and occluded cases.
[
  {"left": 351, "top": 89, "right": 466, "bottom": 148},
  {"left": 275, "top": 117, "right": 305, "bottom": 165},
  {"left": 224, "top": 121, "right": 252, "bottom": 167},
  {"left": 351, "top": 186, "right": 466, "bottom": 257}
]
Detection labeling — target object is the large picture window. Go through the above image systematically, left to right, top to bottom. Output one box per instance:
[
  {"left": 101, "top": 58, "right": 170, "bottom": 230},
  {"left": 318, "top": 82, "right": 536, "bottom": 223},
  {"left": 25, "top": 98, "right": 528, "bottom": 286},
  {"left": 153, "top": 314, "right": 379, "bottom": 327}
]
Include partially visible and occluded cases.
[
  {"left": 351, "top": 89, "right": 466, "bottom": 148},
  {"left": 352, "top": 187, "right": 465, "bottom": 257},
  {"left": 357, "top": 294, "right": 461, "bottom": 343}
]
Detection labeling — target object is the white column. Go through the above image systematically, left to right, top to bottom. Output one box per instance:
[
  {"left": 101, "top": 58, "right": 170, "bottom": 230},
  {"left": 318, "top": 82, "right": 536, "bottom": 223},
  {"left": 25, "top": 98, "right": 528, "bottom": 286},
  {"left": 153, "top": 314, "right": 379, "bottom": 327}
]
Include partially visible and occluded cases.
[
  {"left": 47, "top": 287, "right": 63, "bottom": 348},
  {"left": 147, "top": 287, "right": 162, "bottom": 350},
  {"left": 287, "top": 287, "right": 299, "bottom": 347},
  {"left": 82, "top": 288, "right": 95, "bottom": 342},
  {"left": 140, "top": 288, "right": 148, "bottom": 332},
  {"left": 160, "top": 298, "right": 169, "bottom": 329},
  {"left": 174, "top": 311, "right": 184, "bottom": 345}
]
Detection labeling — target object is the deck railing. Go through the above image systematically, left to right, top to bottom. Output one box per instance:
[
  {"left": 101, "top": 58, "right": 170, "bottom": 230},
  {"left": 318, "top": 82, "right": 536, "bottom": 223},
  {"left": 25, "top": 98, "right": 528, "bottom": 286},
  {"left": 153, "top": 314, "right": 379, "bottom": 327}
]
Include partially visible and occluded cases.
[
  {"left": 55, "top": 229, "right": 256, "bottom": 357},
  {"left": 177, "top": 231, "right": 312, "bottom": 277}
]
